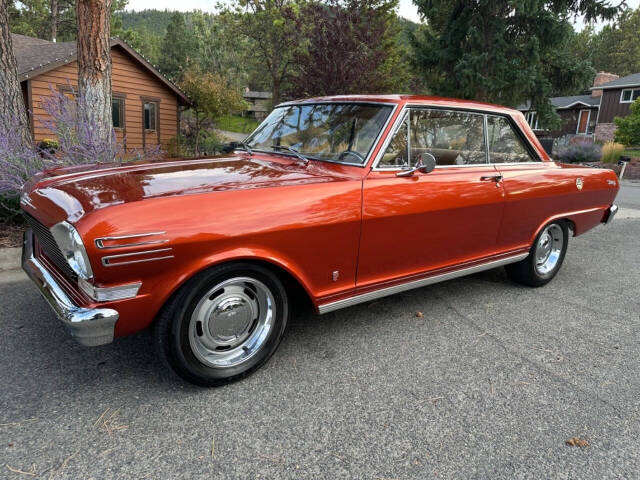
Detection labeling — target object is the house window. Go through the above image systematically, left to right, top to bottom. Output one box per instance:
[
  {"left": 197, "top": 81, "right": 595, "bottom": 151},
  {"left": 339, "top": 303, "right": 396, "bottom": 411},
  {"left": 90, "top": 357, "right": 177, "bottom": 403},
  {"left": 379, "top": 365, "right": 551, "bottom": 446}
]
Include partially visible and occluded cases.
[
  {"left": 620, "top": 88, "right": 640, "bottom": 103},
  {"left": 112, "top": 97, "right": 124, "bottom": 129},
  {"left": 144, "top": 101, "right": 157, "bottom": 131},
  {"left": 524, "top": 111, "right": 539, "bottom": 130}
]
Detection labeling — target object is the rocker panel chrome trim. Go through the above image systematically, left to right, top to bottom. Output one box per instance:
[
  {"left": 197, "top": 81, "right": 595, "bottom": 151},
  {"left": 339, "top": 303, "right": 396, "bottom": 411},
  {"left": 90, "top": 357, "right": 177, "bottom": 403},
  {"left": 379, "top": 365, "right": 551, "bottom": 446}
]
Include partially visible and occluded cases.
[{"left": 318, "top": 253, "right": 529, "bottom": 314}]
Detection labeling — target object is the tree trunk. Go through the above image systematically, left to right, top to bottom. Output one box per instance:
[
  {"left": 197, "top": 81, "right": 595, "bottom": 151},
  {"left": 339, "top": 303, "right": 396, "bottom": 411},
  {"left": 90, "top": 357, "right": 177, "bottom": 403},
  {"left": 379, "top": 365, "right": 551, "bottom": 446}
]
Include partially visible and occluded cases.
[
  {"left": 0, "top": 0, "right": 32, "bottom": 147},
  {"left": 50, "top": 0, "right": 58, "bottom": 42},
  {"left": 76, "top": 0, "right": 112, "bottom": 146},
  {"left": 272, "top": 79, "right": 281, "bottom": 108}
]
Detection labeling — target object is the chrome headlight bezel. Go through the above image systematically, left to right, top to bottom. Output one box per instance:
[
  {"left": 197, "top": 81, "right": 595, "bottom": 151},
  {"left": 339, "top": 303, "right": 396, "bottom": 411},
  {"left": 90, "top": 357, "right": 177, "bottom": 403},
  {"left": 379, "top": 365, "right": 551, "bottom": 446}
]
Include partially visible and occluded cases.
[{"left": 50, "top": 221, "right": 94, "bottom": 280}]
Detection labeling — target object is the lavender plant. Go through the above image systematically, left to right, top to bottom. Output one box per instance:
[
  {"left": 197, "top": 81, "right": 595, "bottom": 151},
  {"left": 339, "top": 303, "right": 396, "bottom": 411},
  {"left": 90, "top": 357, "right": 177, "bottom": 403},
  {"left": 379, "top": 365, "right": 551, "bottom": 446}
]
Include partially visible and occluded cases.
[
  {"left": 1, "top": 85, "right": 165, "bottom": 220},
  {"left": 38, "top": 86, "right": 124, "bottom": 165},
  {"left": 0, "top": 119, "right": 53, "bottom": 218},
  {"left": 555, "top": 142, "right": 602, "bottom": 164}
]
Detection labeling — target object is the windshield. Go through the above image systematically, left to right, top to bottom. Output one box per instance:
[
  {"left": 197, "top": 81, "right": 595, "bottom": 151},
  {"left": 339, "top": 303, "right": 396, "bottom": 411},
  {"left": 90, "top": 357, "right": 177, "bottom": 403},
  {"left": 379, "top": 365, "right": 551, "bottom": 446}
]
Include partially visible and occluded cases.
[{"left": 245, "top": 103, "right": 394, "bottom": 165}]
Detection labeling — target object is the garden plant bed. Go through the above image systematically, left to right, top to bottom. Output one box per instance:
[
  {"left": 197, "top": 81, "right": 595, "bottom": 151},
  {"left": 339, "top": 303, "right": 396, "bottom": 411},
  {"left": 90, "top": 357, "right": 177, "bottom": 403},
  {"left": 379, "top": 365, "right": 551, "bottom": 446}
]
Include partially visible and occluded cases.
[{"left": 0, "top": 222, "right": 25, "bottom": 248}]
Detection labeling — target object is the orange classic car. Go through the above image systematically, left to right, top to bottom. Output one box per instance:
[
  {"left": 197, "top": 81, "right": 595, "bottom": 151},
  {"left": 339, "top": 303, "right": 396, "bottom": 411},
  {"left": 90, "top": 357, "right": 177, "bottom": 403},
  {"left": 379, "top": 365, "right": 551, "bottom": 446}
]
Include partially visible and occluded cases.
[{"left": 21, "top": 95, "right": 619, "bottom": 385}]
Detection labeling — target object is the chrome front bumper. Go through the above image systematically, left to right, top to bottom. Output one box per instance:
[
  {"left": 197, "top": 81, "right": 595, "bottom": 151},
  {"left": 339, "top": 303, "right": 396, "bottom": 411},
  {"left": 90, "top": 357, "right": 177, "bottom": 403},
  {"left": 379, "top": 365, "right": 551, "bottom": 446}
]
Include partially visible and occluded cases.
[
  {"left": 604, "top": 204, "right": 618, "bottom": 225},
  {"left": 22, "top": 229, "right": 118, "bottom": 346}
]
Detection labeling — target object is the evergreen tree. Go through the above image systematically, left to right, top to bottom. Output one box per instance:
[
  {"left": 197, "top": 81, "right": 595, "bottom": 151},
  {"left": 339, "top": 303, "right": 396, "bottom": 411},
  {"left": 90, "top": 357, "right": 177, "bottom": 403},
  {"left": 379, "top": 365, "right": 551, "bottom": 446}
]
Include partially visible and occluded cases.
[
  {"left": 411, "top": 0, "right": 619, "bottom": 129},
  {"left": 157, "top": 11, "right": 198, "bottom": 81}
]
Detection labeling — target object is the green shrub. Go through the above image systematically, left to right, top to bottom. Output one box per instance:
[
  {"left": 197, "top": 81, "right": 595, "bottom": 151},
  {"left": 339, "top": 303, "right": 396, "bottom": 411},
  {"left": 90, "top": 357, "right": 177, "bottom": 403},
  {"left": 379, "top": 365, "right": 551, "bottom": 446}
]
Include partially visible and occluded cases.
[{"left": 614, "top": 98, "right": 640, "bottom": 146}]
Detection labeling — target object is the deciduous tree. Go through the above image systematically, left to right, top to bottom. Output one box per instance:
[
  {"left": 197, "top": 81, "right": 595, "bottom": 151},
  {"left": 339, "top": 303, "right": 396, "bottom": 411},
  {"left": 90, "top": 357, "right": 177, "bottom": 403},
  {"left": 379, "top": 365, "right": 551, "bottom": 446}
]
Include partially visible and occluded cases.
[
  {"left": 222, "top": 0, "right": 305, "bottom": 105},
  {"left": 288, "top": 0, "right": 409, "bottom": 98},
  {"left": 179, "top": 68, "right": 246, "bottom": 155}
]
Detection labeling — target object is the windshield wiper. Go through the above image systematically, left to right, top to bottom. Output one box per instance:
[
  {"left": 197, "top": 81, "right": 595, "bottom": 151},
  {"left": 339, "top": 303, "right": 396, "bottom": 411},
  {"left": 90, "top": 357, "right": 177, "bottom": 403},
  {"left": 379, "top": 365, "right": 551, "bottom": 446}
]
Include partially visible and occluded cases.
[
  {"left": 236, "top": 142, "right": 253, "bottom": 155},
  {"left": 270, "top": 145, "right": 309, "bottom": 166}
]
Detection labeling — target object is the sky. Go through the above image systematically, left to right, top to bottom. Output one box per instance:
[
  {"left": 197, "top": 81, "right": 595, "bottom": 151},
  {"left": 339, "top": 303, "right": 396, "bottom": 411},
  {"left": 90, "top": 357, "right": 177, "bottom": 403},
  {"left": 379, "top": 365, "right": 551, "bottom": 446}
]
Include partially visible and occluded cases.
[{"left": 126, "top": 0, "right": 640, "bottom": 30}]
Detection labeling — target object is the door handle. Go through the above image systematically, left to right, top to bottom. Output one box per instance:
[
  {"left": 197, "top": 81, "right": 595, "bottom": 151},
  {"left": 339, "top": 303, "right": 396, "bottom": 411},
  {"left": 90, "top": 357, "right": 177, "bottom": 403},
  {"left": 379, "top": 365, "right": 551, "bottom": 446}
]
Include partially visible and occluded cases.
[{"left": 480, "top": 175, "right": 503, "bottom": 182}]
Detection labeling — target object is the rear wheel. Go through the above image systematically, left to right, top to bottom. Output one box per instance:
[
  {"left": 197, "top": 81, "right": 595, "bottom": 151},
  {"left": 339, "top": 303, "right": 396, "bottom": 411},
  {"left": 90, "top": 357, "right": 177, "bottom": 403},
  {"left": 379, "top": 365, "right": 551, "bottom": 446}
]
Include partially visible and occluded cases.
[
  {"left": 505, "top": 221, "right": 568, "bottom": 287},
  {"left": 153, "top": 263, "right": 288, "bottom": 386}
]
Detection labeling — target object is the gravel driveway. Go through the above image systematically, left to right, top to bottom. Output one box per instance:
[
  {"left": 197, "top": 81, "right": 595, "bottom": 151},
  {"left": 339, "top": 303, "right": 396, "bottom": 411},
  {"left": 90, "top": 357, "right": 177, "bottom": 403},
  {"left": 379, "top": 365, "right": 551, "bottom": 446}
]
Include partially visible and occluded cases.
[{"left": 1, "top": 206, "right": 639, "bottom": 479}]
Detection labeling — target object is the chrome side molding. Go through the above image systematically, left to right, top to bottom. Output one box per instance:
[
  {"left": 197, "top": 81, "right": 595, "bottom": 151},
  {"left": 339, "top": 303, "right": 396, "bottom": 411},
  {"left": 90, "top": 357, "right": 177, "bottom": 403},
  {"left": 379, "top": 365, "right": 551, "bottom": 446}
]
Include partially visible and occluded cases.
[
  {"left": 95, "top": 231, "right": 167, "bottom": 249},
  {"left": 101, "top": 248, "right": 174, "bottom": 267},
  {"left": 318, "top": 252, "right": 529, "bottom": 314}
]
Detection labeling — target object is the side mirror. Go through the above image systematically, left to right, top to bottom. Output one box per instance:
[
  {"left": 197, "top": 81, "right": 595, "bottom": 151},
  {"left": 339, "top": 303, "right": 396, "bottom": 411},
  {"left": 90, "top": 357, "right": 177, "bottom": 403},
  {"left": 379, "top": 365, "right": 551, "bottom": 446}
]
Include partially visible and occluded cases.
[
  {"left": 396, "top": 152, "right": 437, "bottom": 177},
  {"left": 418, "top": 153, "right": 436, "bottom": 173}
]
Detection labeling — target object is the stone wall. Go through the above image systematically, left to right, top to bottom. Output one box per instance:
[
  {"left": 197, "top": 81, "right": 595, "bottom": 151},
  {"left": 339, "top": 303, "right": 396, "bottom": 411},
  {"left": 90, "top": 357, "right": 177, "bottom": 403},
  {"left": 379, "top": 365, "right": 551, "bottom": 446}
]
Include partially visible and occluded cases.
[{"left": 594, "top": 123, "right": 617, "bottom": 143}]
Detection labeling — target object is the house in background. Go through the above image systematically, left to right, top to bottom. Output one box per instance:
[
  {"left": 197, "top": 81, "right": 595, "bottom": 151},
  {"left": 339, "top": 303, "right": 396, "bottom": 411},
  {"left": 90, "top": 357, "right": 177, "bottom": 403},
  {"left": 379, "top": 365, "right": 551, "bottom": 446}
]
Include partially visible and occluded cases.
[
  {"left": 13, "top": 33, "right": 190, "bottom": 151},
  {"left": 519, "top": 71, "right": 640, "bottom": 143},
  {"left": 591, "top": 72, "right": 640, "bottom": 141},
  {"left": 242, "top": 89, "right": 272, "bottom": 121}
]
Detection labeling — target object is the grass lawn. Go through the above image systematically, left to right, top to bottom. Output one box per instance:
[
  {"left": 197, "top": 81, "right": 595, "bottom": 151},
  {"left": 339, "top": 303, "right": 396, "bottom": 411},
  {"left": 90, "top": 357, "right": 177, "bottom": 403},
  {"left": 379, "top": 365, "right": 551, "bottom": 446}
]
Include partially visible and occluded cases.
[
  {"left": 216, "top": 115, "right": 260, "bottom": 134},
  {"left": 623, "top": 149, "right": 640, "bottom": 158}
]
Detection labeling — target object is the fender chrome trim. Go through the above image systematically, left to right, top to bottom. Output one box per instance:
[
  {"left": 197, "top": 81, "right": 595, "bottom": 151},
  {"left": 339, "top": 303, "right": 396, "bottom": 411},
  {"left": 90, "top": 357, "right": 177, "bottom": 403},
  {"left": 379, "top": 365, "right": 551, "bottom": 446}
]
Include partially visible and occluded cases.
[{"left": 318, "top": 252, "right": 529, "bottom": 314}]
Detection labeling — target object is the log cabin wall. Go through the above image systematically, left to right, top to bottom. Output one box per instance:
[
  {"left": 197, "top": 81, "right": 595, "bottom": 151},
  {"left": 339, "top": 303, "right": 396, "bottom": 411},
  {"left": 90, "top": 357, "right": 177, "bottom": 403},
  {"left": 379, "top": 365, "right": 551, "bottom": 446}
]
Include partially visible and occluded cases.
[{"left": 28, "top": 45, "right": 179, "bottom": 151}]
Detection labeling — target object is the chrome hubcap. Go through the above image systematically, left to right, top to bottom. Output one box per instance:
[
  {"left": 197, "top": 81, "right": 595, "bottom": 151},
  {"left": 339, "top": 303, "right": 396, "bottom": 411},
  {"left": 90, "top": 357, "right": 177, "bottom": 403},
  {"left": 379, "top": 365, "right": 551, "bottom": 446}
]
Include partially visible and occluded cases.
[
  {"left": 534, "top": 224, "right": 564, "bottom": 275},
  {"left": 188, "top": 277, "right": 275, "bottom": 368}
]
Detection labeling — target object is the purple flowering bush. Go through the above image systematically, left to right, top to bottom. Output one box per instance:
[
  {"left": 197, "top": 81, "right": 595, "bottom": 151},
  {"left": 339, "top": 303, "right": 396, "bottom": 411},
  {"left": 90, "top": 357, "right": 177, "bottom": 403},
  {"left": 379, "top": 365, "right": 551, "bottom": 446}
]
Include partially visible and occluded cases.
[
  {"left": 0, "top": 85, "right": 164, "bottom": 220},
  {"left": 555, "top": 142, "right": 602, "bottom": 164}
]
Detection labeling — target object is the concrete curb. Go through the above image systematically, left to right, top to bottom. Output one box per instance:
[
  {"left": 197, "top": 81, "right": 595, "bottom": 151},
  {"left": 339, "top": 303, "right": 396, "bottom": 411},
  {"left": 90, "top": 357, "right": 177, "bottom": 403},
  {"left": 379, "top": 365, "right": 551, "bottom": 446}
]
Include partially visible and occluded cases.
[{"left": 0, "top": 247, "right": 21, "bottom": 271}]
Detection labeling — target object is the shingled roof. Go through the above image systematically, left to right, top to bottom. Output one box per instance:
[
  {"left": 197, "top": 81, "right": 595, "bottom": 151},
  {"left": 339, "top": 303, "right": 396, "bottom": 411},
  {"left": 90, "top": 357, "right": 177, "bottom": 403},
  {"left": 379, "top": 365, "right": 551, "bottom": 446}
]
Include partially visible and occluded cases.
[
  {"left": 11, "top": 33, "right": 190, "bottom": 105},
  {"left": 589, "top": 72, "right": 640, "bottom": 90},
  {"left": 518, "top": 94, "right": 600, "bottom": 111}
]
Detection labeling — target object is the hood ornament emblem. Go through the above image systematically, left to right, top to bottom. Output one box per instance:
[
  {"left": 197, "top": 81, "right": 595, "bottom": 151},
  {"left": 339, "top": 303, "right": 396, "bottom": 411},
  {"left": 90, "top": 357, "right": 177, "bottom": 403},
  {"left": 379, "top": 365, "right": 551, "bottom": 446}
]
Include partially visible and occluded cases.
[{"left": 576, "top": 178, "right": 583, "bottom": 190}]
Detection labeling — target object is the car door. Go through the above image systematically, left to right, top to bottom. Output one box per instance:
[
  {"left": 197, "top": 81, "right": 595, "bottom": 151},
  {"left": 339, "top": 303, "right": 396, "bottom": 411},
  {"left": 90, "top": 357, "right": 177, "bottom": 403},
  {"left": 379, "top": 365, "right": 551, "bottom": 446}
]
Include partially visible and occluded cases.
[
  {"left": 357, "top": 107, "right": 506, "bottom": 287},
  {"left": 486, "top": 114, "right": 562, "bottom": 252}
]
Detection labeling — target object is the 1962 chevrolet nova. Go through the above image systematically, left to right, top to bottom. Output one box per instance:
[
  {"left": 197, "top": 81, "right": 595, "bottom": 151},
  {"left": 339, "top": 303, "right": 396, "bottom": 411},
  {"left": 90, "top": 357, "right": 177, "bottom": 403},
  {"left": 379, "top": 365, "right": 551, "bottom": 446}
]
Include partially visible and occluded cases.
[{"left": 21, "top": 95, "right": 619, "bottom": 386}]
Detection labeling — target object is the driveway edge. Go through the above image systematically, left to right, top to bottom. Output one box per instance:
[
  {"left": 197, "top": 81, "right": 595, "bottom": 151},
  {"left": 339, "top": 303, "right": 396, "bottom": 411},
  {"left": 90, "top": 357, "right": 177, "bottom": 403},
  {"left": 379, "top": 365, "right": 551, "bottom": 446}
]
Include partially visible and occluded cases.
[{"left": 0, "top": 247, "right": 22, "bottom": 271}]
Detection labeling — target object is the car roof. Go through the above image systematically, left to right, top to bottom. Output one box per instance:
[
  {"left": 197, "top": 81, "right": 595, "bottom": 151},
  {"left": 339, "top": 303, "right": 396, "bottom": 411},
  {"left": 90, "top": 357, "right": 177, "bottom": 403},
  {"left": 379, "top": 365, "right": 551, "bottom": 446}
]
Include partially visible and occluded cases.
[{"left": 280, "top": 94, "right": 519, "bottom": 116}]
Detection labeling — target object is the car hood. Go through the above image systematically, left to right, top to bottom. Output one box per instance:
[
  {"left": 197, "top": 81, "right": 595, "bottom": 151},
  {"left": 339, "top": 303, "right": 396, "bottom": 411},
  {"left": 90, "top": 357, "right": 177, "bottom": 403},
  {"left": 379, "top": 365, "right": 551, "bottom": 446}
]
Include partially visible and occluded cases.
[{"left": 22, "top": 154, "right": 346, "bottom": 225}]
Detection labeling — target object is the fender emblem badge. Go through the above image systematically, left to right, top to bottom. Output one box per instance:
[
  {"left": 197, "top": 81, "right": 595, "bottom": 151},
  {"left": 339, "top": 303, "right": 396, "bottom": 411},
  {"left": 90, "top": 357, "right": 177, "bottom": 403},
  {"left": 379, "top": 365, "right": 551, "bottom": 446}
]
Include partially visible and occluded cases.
[{"left": 576, "top": 178, "right": 583, "bottom": 190}]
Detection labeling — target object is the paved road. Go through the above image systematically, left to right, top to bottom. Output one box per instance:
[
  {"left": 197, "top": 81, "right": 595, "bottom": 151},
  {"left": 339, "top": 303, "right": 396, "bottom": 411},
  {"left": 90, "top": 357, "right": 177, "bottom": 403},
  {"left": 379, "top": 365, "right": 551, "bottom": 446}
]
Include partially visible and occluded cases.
[{"left": 1, "top": 203, "right": 639, "bottom": 478}]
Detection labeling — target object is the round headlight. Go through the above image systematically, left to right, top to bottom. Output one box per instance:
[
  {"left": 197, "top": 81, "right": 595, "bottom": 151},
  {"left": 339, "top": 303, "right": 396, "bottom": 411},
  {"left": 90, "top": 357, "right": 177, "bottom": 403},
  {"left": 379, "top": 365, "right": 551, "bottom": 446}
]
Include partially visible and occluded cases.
[{"left": 50, "top": 221, "right": 94, "bottom": 279}]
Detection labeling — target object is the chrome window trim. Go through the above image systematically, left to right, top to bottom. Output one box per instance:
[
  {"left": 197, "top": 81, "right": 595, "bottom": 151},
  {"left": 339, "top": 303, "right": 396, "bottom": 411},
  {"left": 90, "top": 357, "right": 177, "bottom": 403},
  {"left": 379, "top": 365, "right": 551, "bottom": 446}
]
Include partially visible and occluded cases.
[
  {"left": 244, "top": 101, "right": 398, "bottom": 168},
  {"left": 372, "top": 106, "right": 544, "bottom": 171},
  {"left": 372, "top": 106, "right": 489, "bottom": 170},
  {"left": 95, "top": 231, "right": 168, "bottom": 249},
  {"left": 101, "top": 248, "right": 174, "bottom": 267},
  {"left": 318, "top": 252, "right": 529, "bottom": 314}
]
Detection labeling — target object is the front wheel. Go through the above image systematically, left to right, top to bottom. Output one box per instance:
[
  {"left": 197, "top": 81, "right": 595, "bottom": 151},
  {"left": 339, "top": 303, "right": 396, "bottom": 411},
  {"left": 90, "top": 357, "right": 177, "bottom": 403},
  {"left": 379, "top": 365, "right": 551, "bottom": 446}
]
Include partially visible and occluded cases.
[
  {"left": 505, "top": 221, "right": 569, "bottom": 287},
  {"left": 153, "top": 263, "right": 288, "bottom": 386}
]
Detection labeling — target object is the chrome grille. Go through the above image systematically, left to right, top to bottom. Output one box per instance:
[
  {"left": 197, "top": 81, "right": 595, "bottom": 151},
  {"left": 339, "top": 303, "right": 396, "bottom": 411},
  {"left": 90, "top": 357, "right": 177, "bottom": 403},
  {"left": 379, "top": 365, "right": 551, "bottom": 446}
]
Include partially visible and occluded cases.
[{"left": 24, "top": 213, "right": 76, "bottom": 279}]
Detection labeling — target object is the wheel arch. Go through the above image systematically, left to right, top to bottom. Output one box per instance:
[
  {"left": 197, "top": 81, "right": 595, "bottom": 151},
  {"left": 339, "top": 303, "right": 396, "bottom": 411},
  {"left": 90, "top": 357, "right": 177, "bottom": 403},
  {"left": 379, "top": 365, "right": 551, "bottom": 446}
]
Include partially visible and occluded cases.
[{"left": 153, "top": 250, "right": 316, "bottom": 326}]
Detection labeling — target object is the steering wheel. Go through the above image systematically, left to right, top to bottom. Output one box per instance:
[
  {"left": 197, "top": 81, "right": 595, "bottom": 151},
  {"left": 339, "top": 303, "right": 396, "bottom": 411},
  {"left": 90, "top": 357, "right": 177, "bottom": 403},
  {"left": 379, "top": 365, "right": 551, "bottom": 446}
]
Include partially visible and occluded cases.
[{"left": 337, "top": 150, "right": 366, "bottom": 164}]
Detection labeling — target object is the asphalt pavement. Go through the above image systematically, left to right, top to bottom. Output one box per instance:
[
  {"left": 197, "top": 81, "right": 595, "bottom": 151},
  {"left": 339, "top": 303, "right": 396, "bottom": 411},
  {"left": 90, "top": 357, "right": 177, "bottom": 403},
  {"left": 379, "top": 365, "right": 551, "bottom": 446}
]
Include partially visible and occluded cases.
[{"left": 1, "top": 191, "right": 639, "bottom": 479}]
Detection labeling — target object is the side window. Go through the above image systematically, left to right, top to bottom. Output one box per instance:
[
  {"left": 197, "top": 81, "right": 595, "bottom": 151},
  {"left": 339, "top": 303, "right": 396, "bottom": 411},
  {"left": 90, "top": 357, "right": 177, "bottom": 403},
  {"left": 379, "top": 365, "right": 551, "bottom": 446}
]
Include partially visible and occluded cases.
[
  {"left": 112, "top": 97, "right": 125, "bottom": 129},
  {"left": 144, "top": 101, "right": 157, "bottom": 131},
  {"left": 411, "top": 109, "right": 486, "bottom": 166},
  {"left": 487, "top": 116, "right": 538, "bottom": 163},
  {"left": 378, "top": 117, "right": 409, "bottom": 168}
]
